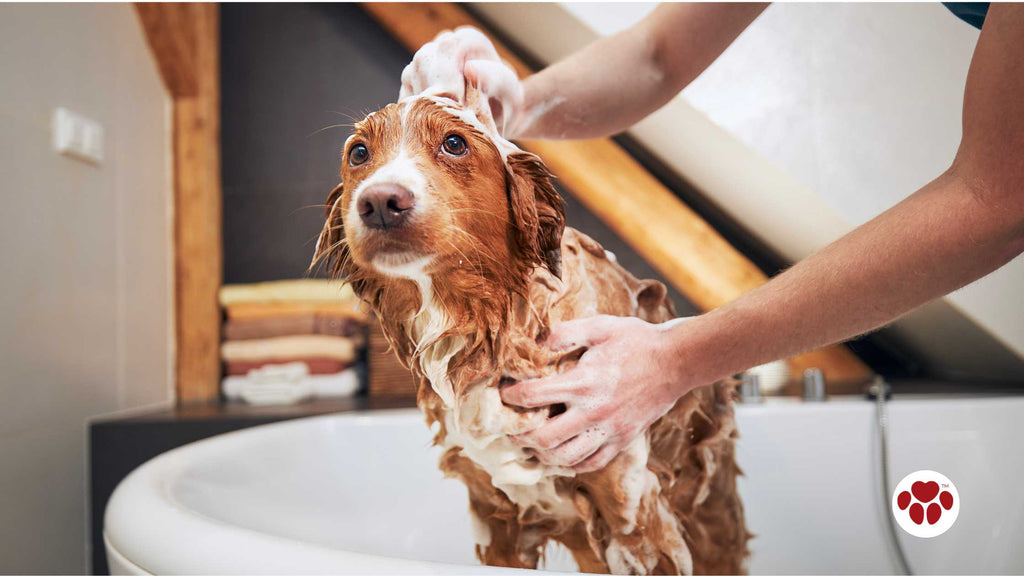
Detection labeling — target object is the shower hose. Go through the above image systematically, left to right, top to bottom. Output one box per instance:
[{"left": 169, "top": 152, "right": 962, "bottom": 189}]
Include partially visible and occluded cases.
[{"left": 871, "top": 376, "right": 913, "bottom": 576}]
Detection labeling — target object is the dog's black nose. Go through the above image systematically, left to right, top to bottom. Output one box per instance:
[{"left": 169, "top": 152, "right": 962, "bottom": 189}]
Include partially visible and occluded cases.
[{"left": 357, "top": 183, "right": 415, "bottom": 230}]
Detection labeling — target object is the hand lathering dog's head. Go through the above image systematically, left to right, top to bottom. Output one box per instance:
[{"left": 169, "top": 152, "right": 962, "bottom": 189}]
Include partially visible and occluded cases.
[{"left": 313, "top": 96, "right": 564, "bottom": 301}]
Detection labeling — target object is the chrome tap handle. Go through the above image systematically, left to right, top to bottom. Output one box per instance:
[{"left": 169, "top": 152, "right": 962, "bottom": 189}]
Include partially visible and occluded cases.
[
  {"left": 802, "top": 368, "right": 827, "bottom": 401},
  {"left": 740, "top": 373, "right": 762, "bottom": 403}
]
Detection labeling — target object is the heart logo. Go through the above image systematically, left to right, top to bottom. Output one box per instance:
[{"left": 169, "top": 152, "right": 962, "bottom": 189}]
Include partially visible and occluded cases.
[{"left": 911, "top": 480, "right": 940, "bottom": 503}]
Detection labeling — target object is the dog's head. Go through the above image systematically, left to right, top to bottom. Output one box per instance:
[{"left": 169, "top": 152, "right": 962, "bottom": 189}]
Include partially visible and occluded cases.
[{"left": 313, "top": 96, "right": 565, "bottom": 303}]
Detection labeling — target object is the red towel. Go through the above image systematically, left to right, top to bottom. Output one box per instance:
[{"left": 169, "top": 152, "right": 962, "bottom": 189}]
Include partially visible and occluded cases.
[
  {"left": 224, "top": 313, "right": 364, "bottom": 341},
  {"left": 224, "top": 358, "right": 352, "bottom": 376}
]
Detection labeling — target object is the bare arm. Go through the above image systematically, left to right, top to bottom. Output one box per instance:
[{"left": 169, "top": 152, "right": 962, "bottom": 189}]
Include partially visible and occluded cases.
[
  {"left": 665, "top": 2, "right": 1024, "bottom": 388},
  {"left": 503, "top": 3, "right": 1024, "bottom": 472},
  {"left": 514, "top": 3, "right": 768, "bottom": 139}
]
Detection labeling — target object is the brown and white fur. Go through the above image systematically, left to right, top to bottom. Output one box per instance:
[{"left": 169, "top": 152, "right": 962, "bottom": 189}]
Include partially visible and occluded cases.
[{"left": 313, "top": 93, "right": 749, "bottom": 575}]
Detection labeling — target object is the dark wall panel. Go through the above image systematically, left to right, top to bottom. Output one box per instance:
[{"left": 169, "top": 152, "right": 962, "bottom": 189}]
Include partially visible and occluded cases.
[{"left": 222, "top": 3, "right": 409, "bottom": 283}]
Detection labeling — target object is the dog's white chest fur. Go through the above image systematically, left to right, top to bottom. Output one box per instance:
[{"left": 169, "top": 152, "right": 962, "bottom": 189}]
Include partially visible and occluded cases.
[
  {"left": 407, "top": 281, "right": 691, "bottom": 574},
  {"left": 407, "top": 286, "right": 577, "bottom": 520}
]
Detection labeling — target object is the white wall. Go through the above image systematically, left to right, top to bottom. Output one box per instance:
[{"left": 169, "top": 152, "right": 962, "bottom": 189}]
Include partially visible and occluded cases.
[
  {"left": 475, "top": 2, "right": 1024, "bottom": 378},
  {"left": 0, "top": 4, "right": 173, "bottom": 573}
]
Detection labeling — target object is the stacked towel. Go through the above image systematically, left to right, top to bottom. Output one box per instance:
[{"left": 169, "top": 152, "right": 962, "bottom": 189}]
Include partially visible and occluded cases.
[
  {"left": 219, "top": 280, "right": 368, "bottom": 404},
  {"left": 223, "top": 313, "right": 362, "bottom": 340},
  {"left": 221, "top": 334, "right": 361, "bottom": 363},
  {"left": 222, "top": 363, "right": 361, "bottom": 406}
]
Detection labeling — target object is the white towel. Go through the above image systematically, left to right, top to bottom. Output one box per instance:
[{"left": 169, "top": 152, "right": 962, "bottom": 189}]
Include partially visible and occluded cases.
[{"left": 222, "top": 363, "right": 361, "bottom": 405}]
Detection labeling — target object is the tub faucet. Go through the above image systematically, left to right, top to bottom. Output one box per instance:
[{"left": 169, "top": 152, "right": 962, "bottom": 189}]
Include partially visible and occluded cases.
[
  {"left": 802, "top": 368, "right": 827, "bottom": 401},
  {"left": 739, "top": 373, "right": 762, "bottom": 403}
]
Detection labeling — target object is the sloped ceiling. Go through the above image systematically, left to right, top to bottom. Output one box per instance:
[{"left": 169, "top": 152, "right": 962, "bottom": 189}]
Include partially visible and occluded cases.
[{"left": 472, "top": 2, "right": 1024, "bottom": 380}]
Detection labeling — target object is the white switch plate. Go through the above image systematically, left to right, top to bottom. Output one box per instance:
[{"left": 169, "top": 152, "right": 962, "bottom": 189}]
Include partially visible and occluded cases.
[{"left": 53, "top": 107, "right": 104, "bottom": 165}]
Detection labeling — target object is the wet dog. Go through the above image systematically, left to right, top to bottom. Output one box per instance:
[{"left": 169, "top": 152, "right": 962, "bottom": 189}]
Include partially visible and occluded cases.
[{"left": 313, "top": 93, "right": 748, "bottom": 574}]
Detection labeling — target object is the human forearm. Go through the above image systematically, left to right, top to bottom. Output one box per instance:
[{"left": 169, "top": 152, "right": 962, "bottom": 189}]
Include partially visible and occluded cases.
[
  {"left": 514, "top": 3, "right": 768, "bottom": 140},
  {"left": 663, "top": 4, "right": 1024, "bottom": 389},
  {"left": 664, "top": 168, "right": 1024, "bottom": 389},
  {"left": 500, "top": 171, "right": 1022, "bottom": 471}
]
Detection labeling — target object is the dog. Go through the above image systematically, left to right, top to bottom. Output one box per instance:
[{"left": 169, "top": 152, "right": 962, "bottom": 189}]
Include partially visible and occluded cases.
[{"left": 313, "top": 91, "right": 749, "bottom": 575}]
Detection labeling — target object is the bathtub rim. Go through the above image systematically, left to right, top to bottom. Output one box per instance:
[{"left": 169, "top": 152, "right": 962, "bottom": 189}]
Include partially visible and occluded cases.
[{"left": 103, "top": 407, "right": 549, "bottom": 574}]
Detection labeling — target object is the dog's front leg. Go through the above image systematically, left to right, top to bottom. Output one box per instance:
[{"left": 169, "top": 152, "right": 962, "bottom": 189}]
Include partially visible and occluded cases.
[
  {"left": 578, "top": 437, "right": 693, "bottom": 576},
  {"left": 439, "top": 449, "right": 545, "bottom": 569},
  {"left": 471, "top": 508, "right": 545, "bottom": 570}
]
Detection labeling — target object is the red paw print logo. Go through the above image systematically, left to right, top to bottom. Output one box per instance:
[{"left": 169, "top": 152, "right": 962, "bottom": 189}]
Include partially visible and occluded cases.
[{"left": 892, "top": 470, "right": 959, "bottom": 538}]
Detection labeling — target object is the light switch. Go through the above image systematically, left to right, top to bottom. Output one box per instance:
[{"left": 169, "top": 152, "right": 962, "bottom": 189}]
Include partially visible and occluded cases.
[{"left": 53, "top": 107, "right": 104, "bottom": 165}]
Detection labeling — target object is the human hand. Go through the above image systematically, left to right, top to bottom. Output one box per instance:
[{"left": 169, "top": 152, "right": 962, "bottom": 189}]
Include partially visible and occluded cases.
[
  {"left": 399, "top": 27, "right": 525, "bottom": 137},
  {"left": 500, "top": 315, "right": 693, "bottom": 473}
]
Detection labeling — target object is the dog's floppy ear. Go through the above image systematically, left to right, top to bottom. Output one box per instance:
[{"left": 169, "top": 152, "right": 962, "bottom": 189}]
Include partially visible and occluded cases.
[
  {"left": 506, "top": 151, "right": 566, "bottom": 278},
  {"left": 311, "top": 182, "right": 347, "bottom": 276},
  {"left": 635, "top": 278, "right": 676, "bottom": 322}
]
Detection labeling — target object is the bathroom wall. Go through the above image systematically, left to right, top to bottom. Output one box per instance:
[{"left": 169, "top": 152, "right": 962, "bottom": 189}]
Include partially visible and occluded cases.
[
  {"left": 474, "top": 2, "right": 1024, "bottom": 380},
  {"left": 0, "top": 4, "right": 173, "bottom": 573}
]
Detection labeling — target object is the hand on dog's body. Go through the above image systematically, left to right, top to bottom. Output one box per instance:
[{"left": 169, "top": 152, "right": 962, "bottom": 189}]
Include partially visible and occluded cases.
[
  {"left": 399, "top": 5, "right": 765, "bottom": 141},
  {"left": 400, "top": 27, "right": 525, "bottom": 138},
  {"left": 503, "top": 315, "right": 691, "bottom": 473}
]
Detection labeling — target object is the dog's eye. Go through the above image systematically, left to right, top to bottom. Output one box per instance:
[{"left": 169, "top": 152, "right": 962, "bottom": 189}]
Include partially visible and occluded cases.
[
  {"left": 442, "top": 134, "right": 468, "bottom": 157},
  {"left": 349, "top": 144, "right": 369, "bottom": 166}
]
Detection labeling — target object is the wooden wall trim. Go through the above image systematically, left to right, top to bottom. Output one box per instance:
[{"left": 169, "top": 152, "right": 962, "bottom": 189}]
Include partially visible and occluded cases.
[
  {"left": 361, "top": 2, "right": 872, "bottom": 386},
  {"left": 136, "top": 3, "right": 222, "bottom": 404},
  {"left": 135, "top": 4, "right": 200, "bottom": 98}
]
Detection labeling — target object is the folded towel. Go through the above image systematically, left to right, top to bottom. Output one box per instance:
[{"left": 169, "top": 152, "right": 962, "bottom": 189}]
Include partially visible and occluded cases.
[
  {"left": 218, "top": 279, "right": 358, "bottom": 306},
  {"left": 224, "top": 301, "right": 367, "bottom": 322},
  {"left": 224, "top": 313, "right": 364, "bottom": 341},
  {"left": 220, "top": 335, "right": 359, "bottom": 363},
  {"left": 224, "top": 357, "right": 351, "bottom": 376},
  {"left": 222, "top": 363, "right": 361, "bottom": 405}
]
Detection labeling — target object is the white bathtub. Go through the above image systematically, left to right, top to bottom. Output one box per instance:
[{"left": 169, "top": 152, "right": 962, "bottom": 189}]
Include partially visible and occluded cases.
[{"left": 104, "top": 395, "right": 1024, "bottom": 574}]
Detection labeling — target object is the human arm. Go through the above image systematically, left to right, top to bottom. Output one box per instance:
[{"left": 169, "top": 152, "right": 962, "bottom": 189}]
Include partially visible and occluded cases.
[
  {"left": 514, "top": 2, "right": 768, "bottom": 139},
  {"left": 399, "top": 3, "right": 767, "bottom": 139},
  {"left": 501, "top": 3, "right": 1024, "bottom": 472}
]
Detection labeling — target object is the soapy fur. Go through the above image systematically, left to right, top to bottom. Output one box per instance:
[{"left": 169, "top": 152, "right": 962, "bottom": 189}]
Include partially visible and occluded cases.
[{"left": 313, "top": 94, "right": 749, "bottom": 574}]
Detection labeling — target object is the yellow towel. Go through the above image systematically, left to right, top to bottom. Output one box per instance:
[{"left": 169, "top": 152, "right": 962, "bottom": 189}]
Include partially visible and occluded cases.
[
  {"left": 218, "top": 279, "right": 358, "bottom": 306},
  {"left": 224, "top": 301, "right": 367, "bottom": 322},
  {"left": 220, "top": 335, "right": 359, "bottom": 363}
]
